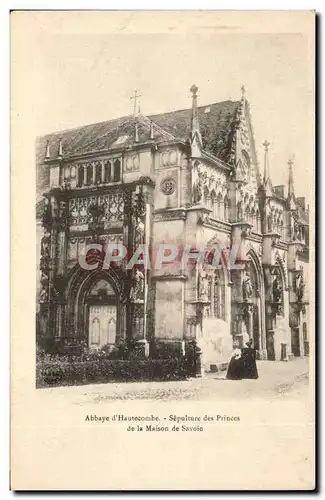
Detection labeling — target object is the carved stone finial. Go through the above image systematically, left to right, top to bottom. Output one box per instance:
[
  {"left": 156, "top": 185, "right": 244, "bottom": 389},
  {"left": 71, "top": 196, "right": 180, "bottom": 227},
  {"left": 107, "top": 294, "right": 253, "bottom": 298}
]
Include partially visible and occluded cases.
[
  {"left": 190, "top": 84, "right": 198, "bottom": 96},
  {"left": 150, "top": 120, "right": 154, "bottom": 140},
  {"left": 57, "top": 138, "right": 63, "bottom": 158},
  {"left": 263, "top": 140, "right": 270, "bottom": 151},
  {"left": 287, "top": 156, "right": 296, "bottom": 206}
]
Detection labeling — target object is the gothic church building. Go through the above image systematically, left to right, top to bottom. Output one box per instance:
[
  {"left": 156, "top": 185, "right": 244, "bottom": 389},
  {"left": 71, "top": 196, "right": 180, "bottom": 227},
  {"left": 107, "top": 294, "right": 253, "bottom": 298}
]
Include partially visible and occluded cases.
[{"left": 36, "top": 85, "right": 310, "bottom": 367}]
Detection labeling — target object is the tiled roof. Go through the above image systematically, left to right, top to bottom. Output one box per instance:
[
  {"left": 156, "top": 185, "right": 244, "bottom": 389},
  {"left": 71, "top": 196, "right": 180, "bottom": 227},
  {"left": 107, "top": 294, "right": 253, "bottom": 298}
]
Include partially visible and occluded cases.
[
  {"left": 36, "top": 100, "right": 241, "bottom": 198},
  {"left": 37, "top": 100, "right": 241, "bottom": 161},
  {"left": 151, "top": 100, "right": 241, "bottom": 162}
]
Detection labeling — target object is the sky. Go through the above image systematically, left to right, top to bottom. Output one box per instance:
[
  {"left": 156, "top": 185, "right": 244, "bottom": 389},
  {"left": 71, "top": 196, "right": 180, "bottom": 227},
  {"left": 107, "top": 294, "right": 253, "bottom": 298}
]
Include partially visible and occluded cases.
[{"left": 12, "top": 11, "right": 314, "bottom": 204}]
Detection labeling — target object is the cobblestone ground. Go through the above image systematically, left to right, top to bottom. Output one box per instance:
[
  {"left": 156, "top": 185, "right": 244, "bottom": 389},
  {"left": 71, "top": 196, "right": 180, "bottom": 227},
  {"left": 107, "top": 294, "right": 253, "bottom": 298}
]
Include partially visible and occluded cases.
[{"left": 53, "top": 357, "right": 310, "bottom": 404}]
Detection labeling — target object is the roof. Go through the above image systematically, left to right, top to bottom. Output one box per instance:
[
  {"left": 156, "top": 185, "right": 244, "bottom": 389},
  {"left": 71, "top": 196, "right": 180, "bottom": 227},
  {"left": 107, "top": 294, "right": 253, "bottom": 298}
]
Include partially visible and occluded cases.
[
  {"left": 36, "top": 99, "right": 241, "bottom": 198},
  {"left": 38, "top": 100, "right": 241, "bottom": 160},
  {"left": 151, "top": 100, "right": 241, "bottom": 161}
]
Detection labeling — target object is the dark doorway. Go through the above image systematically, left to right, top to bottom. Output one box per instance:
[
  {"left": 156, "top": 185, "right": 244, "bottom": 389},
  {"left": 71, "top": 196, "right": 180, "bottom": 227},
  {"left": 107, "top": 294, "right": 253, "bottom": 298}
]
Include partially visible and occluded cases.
[{"left": 291, "top": 327, "right": 300, "bottom": 357}]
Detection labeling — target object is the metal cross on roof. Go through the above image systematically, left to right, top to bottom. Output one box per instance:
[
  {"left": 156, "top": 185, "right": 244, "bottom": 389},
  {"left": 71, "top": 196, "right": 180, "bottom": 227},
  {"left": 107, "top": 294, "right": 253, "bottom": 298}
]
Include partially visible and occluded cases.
[{"left": 130, "top": 90, "right": 142, "bottom": 117}]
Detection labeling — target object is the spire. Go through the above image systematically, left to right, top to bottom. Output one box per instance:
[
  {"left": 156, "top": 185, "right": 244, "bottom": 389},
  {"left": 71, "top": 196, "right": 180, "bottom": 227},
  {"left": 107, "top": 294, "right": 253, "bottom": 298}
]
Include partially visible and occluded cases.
[
  {"left": 189, "top": 84, "right": 202, "bottom": 156},
  {"left": 241, "top": 84, "right": 246, "bottom": 101},
  {"left": 150, "top": 120, "right": 154, "bottom": 140},
  {"left": 135, "top": 122, "right": 139, "bottom": 143},
  {"left": 57, "top": 138, "right": 63, "bottom": 158},
  {"left": 45, "top": 140, "right": 50, "bottom": 159},
  {"left": 262, "top": 140, "right": 272, "bottom": 196},
  {"left": 287, "top": 157, "right": 296, "bottom": 209},
  {"left": 288, "top": 158, "right": 295, "bottom": 197}
]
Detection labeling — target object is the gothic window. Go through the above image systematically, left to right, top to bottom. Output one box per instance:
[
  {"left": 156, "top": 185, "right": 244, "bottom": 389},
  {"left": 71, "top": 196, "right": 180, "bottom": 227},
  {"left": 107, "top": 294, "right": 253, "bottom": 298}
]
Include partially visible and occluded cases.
[
  {"left": 168, "top": 150, "right": 177, "bottom": 165},
  {"left": 241, "top": 150, "right": 251, "bottom": 183},
  {"left": 113, "top": 159, "right": 121, "bottom": 182},
  {"left": 104, "top": 160, "right": 111, "bottom": 183},
  {"left": 95, "top": 162, "right": 102, "bottom": 184},
  {"left": 86, "top": 164, "right": 93, "bottom": 185},
  {"left": 77, "top": 165, "right": 84, "bottom": 187},
  {"left": 70, "top": 166, "right": 76, "bottom": 179},
  {"left": 217, "top": 193, "right": 223, "bottom": 220},
  {"left": 224, "top": 196, "right": 229, "bottom": 221}
]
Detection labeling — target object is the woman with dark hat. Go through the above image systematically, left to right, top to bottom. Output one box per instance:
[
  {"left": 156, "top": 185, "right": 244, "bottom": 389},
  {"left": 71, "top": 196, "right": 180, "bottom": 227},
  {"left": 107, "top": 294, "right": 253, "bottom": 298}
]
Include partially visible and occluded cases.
[{"left": 241, "top": 339, "right": 258, "bottom": 379}]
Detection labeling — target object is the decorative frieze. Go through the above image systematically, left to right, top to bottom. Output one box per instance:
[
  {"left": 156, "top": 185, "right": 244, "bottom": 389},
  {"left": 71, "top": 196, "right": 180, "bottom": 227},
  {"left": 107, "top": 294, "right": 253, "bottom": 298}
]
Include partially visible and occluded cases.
[{"left": 153, "top": 209, "right": 186, "bottom": 222}]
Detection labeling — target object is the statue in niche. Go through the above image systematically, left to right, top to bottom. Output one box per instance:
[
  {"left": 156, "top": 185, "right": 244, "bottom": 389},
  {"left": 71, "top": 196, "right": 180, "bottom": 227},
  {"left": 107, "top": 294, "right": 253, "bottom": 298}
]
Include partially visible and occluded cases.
[
  {"left": 193, "top": 178, "right": 203, "bottom": 204},
  {"left": 42, "top": 199, "right": 52, "bottom": 228},
  {"left": 59, "top": 201, "right": 69, "bottom": 229},
  {"left": 40, "top": 231, "right": 51, "bottom": 273},
  {"left": 130, "top": 268, "right": 145, "bottom": 302},
  {"left": 40, "top": 272, "right": 49, "bottom": 287},
  {"left": 198, "top": 272, "right": 210, "bottom": 301},
  {"left": 242, "top": 273, "right": 253, "bottom": 301},
  {"left": 295, "top": 273, "right": 305, "bottom": 302},
  {"left": 272, "top": 274, "right": 282, "bottom": 303},
  {"left": 39, "top": 288, "right": 48, "bottom": 304}
]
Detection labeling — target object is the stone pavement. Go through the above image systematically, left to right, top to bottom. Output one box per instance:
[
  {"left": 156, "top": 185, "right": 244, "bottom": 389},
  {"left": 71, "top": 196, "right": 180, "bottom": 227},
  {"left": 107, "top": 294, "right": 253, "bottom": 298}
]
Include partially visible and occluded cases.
[{"left": 49, "top": 356, "right": 310, "bottom": 404}]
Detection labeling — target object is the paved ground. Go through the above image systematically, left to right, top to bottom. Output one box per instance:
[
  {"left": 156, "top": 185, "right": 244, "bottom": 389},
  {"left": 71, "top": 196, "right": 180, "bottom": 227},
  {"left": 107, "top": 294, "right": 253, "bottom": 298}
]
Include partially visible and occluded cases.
[{"left": 51, "top": 357, "right": 310, "bottom": 404}]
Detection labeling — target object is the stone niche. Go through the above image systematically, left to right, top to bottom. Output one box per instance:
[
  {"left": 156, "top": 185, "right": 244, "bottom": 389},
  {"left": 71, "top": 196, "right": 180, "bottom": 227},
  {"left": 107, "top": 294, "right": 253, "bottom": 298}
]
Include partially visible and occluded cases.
[{"left": 154, "top": 280, "right": 183, "bottom": 340}]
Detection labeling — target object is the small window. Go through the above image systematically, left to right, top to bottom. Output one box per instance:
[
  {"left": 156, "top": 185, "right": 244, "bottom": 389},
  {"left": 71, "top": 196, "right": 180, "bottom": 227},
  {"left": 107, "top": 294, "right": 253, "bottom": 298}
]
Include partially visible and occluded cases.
[
  {"left": 113, "top": 159, "right": 121, "bottom": 182},
  {"left": 104, "top": 161, "right": 111, "bottom": 183},
  {"left": 95, "top": 162, "right": 102, "bottom": 184},
  {"left": 86, "top": 164, "right": 93, "bottom": 185},
  {"left": 77, "top": 166, "right": 84, "bottom": 187}
]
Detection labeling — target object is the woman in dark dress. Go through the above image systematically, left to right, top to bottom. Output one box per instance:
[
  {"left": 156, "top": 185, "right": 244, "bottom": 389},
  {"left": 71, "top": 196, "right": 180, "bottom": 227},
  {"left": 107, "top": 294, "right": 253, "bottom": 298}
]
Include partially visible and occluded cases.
[
  {"left": 241, "top": 340, "right": 258, "bottom": 379},
  {"left": 226, "top": 342, "right": 244, "bottom": 380}
]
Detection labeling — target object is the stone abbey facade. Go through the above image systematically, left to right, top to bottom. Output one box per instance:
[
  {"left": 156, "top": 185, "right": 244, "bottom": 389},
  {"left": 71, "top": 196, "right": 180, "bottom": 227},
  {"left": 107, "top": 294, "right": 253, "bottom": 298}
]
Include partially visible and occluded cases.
[{"left": 36, "top": 85, "right": 310, "bottom": 367}]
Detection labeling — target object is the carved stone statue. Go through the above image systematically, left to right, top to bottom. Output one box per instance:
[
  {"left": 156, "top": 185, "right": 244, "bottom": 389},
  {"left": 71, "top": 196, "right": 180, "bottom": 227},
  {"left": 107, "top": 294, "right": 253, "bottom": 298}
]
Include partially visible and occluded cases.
[
  {"left": 193, "top": 178, "right": 203, "bottom": 204},
  {"left": 42, "top": 200, "right": 52, "bottom": 228},
  {"left": 40, "top": 232, "right": 51, "bottom": 273},
  {"left": 130, "top": 268, "right": 145, "bottom": 302},
  {"left": 198, "top": 272, "right": 210, "bottom": 301},
  {"left": 242, "top": 273, "right": 253, "bottom": 300},
  {"left": 296, "top": 273, "right": 305, "bottom": 301},
  {"left": 272, "top": 275, "right": 282, "bottom": 303},
  {"left": 39, "top": 288, "right": 48, "bottom": 304}
]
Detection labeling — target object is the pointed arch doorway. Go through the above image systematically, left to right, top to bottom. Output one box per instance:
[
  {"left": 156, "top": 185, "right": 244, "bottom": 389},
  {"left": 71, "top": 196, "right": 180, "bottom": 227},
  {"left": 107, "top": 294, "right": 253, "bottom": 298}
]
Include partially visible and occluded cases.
[
  {"left": 245, "top": 250, "right": 265, "bottom": 358},
  {"left": 87, "top": 279, "right": 117, "bottom": 349}
]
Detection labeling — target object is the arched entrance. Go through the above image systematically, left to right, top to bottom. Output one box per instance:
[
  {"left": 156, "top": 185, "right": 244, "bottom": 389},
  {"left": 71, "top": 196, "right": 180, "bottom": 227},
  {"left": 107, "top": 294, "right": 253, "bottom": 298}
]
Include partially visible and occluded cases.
[
  {"left": 245, "top": 250, "right": 265, "bottom": 358},
  {"left": 64, "top": 265, "right": 125, "bottom": 346}
]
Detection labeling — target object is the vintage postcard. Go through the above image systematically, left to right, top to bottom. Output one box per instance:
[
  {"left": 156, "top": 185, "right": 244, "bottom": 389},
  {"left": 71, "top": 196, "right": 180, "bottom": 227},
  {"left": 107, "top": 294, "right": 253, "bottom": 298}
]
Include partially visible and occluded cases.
[{"left": 11, "top": 10, "right": 315, "bottom": 490}]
